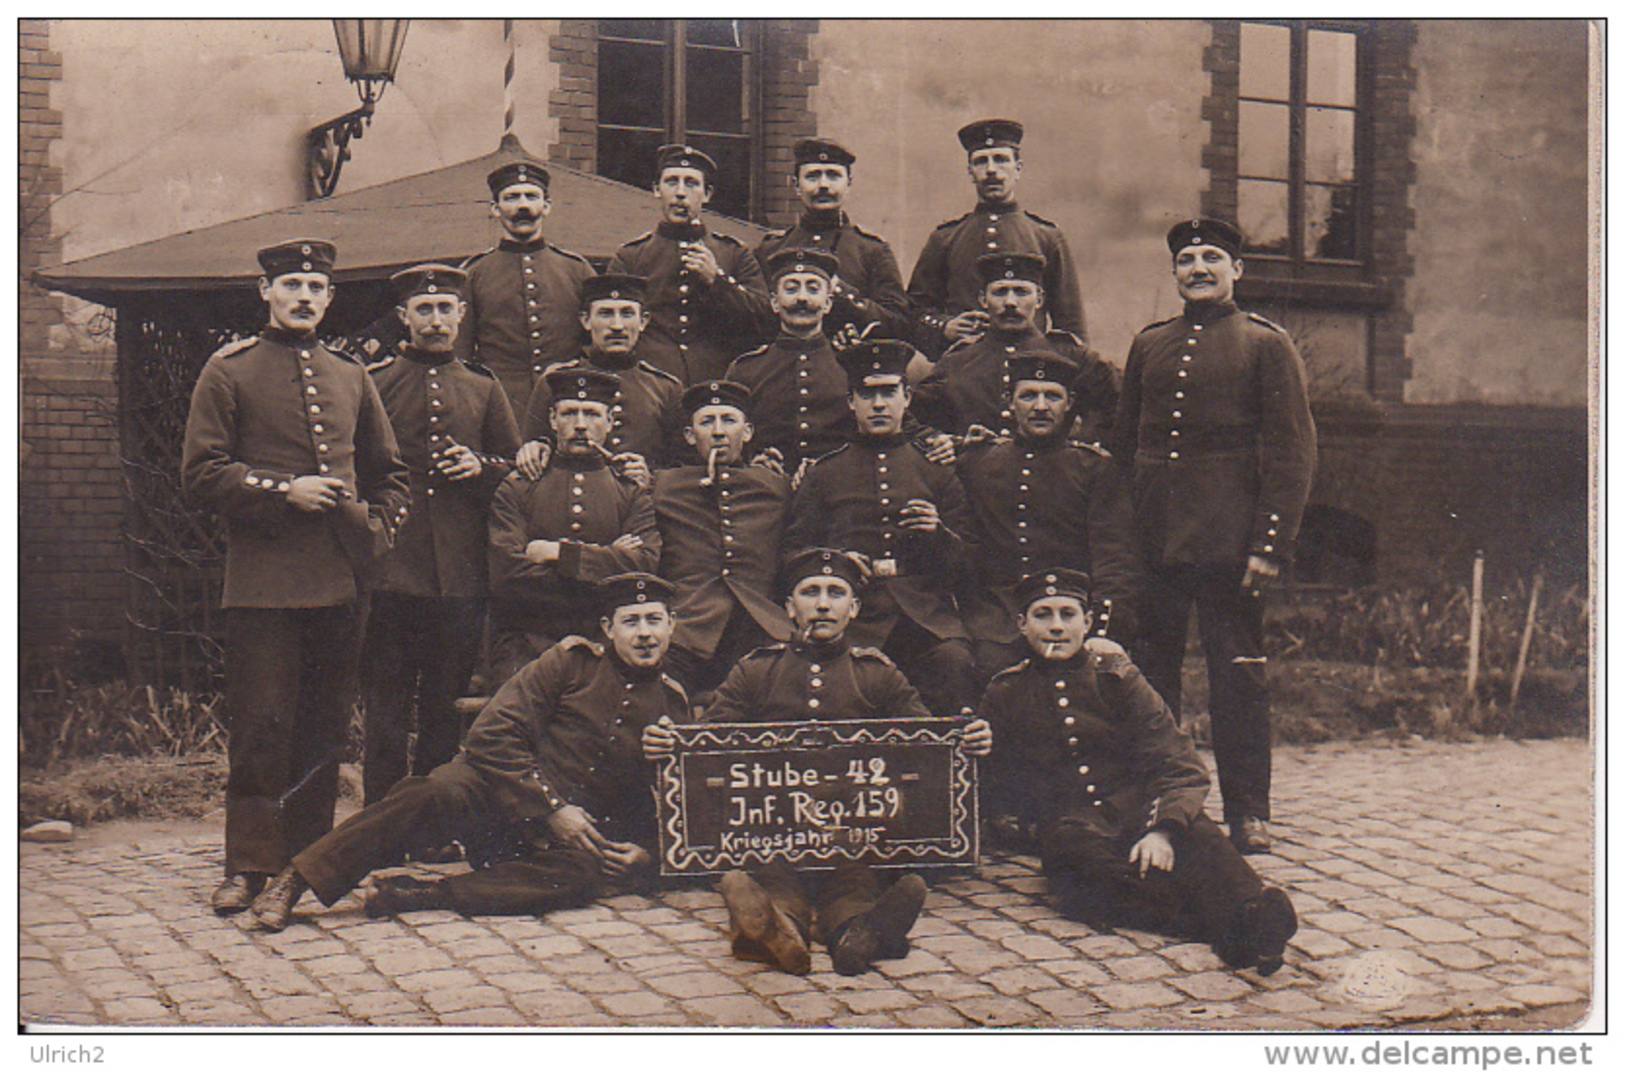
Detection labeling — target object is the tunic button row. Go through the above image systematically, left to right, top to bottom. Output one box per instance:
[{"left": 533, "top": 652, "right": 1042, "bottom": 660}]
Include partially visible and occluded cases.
[
  {"left": 302, "top": 367, "right": 314, "bottom": 378},
  {"left": 305, "top": 385, "right": 318, "bottom": 396},
  {"left": 313, "top": 423, "right": 324, "bottom": 434},
  {"left": 810, "top": 677, "right": 823, "bottom": 687},
  {"left": 1057, "top": 696, "right": 1068, "bottom": 707},
  {"left": 807, "top": 698, "right": 821, "bottom": 709},
  {"left": 1064, "top": 716, "right": 1076, "bottom": 727},
  {"left": 1067, "top": 736, "right": 1078, "bottom": 747}
]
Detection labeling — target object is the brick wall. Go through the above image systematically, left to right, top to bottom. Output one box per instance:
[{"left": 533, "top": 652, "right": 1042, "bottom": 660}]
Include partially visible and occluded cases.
[
  {"left": 19, "top": 19, "right": 63, "bottom": 356},
  {"left": 548, "top": 20, "right": 597, "bottom": 171}
]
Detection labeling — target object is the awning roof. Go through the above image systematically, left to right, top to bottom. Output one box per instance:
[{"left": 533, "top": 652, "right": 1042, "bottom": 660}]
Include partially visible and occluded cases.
[{"left": 34, "top": 136, "right": 770, "bottom": 306}]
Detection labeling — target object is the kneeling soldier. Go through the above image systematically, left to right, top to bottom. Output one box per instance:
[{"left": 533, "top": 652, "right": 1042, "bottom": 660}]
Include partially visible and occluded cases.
[
  {"left": 979, "top": 568, "right": 1297, "bottom": 974},
  {"left": 247, "top": 574, "right": 689, "bottom": 930}
]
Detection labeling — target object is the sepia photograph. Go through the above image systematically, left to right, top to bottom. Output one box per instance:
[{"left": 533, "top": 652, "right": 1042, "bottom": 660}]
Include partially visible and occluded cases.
[{"left": 14, "top": 14, "right": 1600, "bottom": 1051}]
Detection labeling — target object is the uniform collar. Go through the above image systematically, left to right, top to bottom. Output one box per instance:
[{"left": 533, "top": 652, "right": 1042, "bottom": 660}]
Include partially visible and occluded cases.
[
  {"left": 975, "top": 199, "right": 1020, "bottom": 215},
  {"left": 798, "top": 207, "right": 846, "bottom": 231},
  {"left": 658, "top": 220, "right": 708, "bottom": 242},
  {"left": 498, "top": 237, "right": 549, "bottom": 254},
  {"left": 1182, "top": 299, "right": 1240, "bottom": 325},
  {"left": 988, "top": 323, "right": 1045, "bottom": 345},
  {"left": 261, "top": 326, "right": 318, "bottom": 348},
  {"left": 774, "top": 330, "right": 832, "bottom": 354},
  {"left": 402, "top": 345, "right": 455, "bottom": 367},
  {"left": 584, "top": 346, "right": 637, "bottom": 372},
  {"left": 1014, "top": 429, "right": 1069, "bottom": 452},
  {"left": 854, "top": 430, "right": 911, "bottom": 449},
  {"left": 553, "top": 449, "right": 607, "bottom": 472},
  {"left": 790, "top": 634, "right": 851, "bottom": 660},
  {"left": 607, "top": 647, "right": 665, "bottom": 683},
  {"left": 1034, "top": 648, "right": 1092, "bottom": 674}
]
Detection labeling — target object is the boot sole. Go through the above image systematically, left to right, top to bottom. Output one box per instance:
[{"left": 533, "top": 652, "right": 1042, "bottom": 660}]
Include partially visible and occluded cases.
[
  {"left": 720, "top": 872, "right": 810, "bottom": 975},
  {"left": 1249, "top": 887, "right": 1298, "bottom": 976}
]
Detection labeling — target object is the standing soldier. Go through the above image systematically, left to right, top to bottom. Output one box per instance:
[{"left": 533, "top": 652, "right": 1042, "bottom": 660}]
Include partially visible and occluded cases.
[
  {"left": 907, "top": 119, "right": 1086, "bottom": 358},
  {"left": 754, "top": 137, "right": 912, "bottom": 342},
  {"left": 610, "top": 144, "right": 772, "bottom": 386},
  {"left": 458, "top": 158, "right": 596, "bottom": 415},
  {"left": 1113, "top": 218, "right": 1318, "bottom": 854},
  {"left": 183, "top": 238, "right": 409, "bottom": 914},
  {"left": 361, "top": 264, "right": 522, "bottom": 805},
  {"left": 517, "top": 274, "right": 683, "bottom": 483},
  {"left": 785, "top": 340, "right": 979, "bottom": 719},
  {"left": 957, "top": 351, "right": 1140, "bottom": 683},
  {"left": 487, "top": 367, "right": 660, "bottom": 686},
  {"left": 652, "top": 379, "right": 793, "bottom": 697}
]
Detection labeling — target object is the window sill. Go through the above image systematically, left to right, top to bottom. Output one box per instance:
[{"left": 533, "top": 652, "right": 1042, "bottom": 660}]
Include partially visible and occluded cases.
[{"left": 1237, "top": 274, "right": 1392, "bottom": 310}]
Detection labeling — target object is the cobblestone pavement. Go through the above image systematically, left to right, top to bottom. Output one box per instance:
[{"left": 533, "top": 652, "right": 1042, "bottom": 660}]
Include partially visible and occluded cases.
[{"left": 19, "top": 738, "right": 1594, "bottom": 1031}]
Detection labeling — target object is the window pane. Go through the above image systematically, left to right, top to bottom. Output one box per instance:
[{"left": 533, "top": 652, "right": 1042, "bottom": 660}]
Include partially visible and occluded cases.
[
  {"left": 599, "top": 19, "right": 665, "bottom": 43},
  {"left": 687, "top": 19, "right": 745, "bottom": 48},
  {"left": 1240, "top": 22, "right": 1291, "bottom": 101},
  {"left": 1307, "top": 29, "right": 1358, "bottom": 107},
  {"left": 598, "top": 40, "right": 666, "bottom": 130},
  {"left": 686, "top": 48, "right": 747, "bottom": 135},
  {"left": 1239, "top": 101, "right": 1290, "bottom": 180},
  {"left": 1306, "top": 106, "right": 1356, "bottom": 184},
  {"left": 598, "top": 127, "right": 668, "bottom": 190},
  {"left": 688, "top": 133, "right": 751, "bottom": 219},
  {"left": 1238, "top": 180, "right": 1290, "bottom": 255},
  {"left": 1304, "top": 183, "right": 1359, "bottom": 260}
]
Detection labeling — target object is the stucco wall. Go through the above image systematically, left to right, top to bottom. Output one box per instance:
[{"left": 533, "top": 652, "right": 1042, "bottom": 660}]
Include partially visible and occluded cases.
[
  {"left": 810, "top": 19, "right": 1211, "bottom": 365},
  {"left": 1404, "top": 20, "right": 1591, "bottom": 406}
]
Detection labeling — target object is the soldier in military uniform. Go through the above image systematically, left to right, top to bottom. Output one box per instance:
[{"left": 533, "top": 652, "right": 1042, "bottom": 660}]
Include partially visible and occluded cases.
[
  {"left": 907, "top": 119, "right": 1086, "bottom": 358},
  {"left": 753, "top": 137, "right": 912, "bottom": 342},
  {"left": 608, "top": 144, "right": 772, "bottom": 385},
  {"left": 457, "top": 158, "right": 597, "bottom": 415},
  {"left": 1111, "top": 218, "right": 1318, "bottom": 854},
  {"left": 182, "top": 238, "right": 410, "bottom": 915},
  {"left": 914, "top": 251, "right": 1116, "bottom": 441},
  {"left": 360, "top": 264, "right": 522, "bottom": 805},
  {"left": 517, "top": 274, "right": 683, "bottom": 484},
  {"left": 785, "top": 340, "right": 979, "bottom": 719},
  {"left": 957, "top": 351, "right": 1140, "bottom": 684},
  {"left": 487, "top": 368, "right": 660, "bottom": 687},
  {"left": 651, "top": 379, "right": 793, "bottom": 697},
  {"left": 643, "top": 549, "right": 992, "bottom": 975},
  {"left": 979, "top": 569, "right": 1297, "bottom": 974},
  {"left": 247, "top": 574, "right": 690, "bottom": 930}
]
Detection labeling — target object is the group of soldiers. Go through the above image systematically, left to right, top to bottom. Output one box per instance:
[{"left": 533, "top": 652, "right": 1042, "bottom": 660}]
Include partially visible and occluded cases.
[{"left": 181, "top": 118, "right": 1316, "bottom": 981}]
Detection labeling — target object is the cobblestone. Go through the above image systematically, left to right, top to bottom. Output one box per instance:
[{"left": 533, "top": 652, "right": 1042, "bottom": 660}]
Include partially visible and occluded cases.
[{"left": 18, "top": 739, "right": 1592, "bottom": 1030}]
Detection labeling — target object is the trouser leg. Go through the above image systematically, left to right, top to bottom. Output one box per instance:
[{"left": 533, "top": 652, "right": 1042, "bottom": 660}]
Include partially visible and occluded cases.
[
  {"left": 1135, "top": 568, "right": 1194, "bottom": 718},
  {"left": 1196, "top": 569, "right": 1272, "bottom": 824},
  {"left": 361, "top": 592, "right": 416, "bottom": 805},
  {"left": 413, "top": 596, "right": 485, "bottom": 778},
  {"left": 282, "top": 603, "right": 361, "bottom": 861},
  {"left": 224, "top": 608, "right": 302, "bottom": 876},
  {"left": 884, "top": 618, "right": 977, "bottom": 717},
  {"left": 488, "top": 626, "right": 551, "bottom": 691},
  {"left": 972, "top": 637, "right": 1030, "bottom": 695},
  {"left": 293, "top": 760, "right": 498, "bottom": 906},
  {"left": 1163, "top": 814, "right": 1265, "bottom": 943},
  {"left": 1040, "top": 817, "right": 1186, "bottom": 934},
  {"left": 438, "top": 847, "right": 605, "bottom": 917},
  {"left": 812, "top": 862, "right": 884, "bottom": 947},
  {"left": 744, "top": 863, "right": 815, "bottom": 942}
]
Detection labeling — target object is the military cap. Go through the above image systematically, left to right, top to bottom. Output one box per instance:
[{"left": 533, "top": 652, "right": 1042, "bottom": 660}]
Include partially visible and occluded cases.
[
  {"left": 958, "top": 118, "right": 1024, "bottom": 152},
  {"left": 794, "top": 137, "right": 856, "bottom": 169},
  {"left": 655, "top": 143, "right": 718, "bottom": 182},
  {"left": 487, "top": 159, "right": 550, "bottom": 197},
  {"left": 1167, "top": 217, "right": 1245, "bottom": 260},
  {"left": 257, "top": 238, "right": 336, "bottom": 280},
  {"left": 764, "top": 246, "right": 840, "bottom": 285},
  {"left": 976, "top": 250, "right": 1047, "bottom": 286},
  {"left": 391, "top": 263, "right": 467, "bottom": 303},
  {"left": 579, "top": 273, "right": 648, "bottom": 310},
  {"left": 837, "top": 338, "right": 914, "bottom": 388},
  {"left": 1007, "top": 349, "right": 1079, "bottom": 391},
  {"left": 544, "top": 366, "right": 620, "bottom": 407},
  {"left": 681, "top": 379, "right": 752, "bottom": 419},
  {"left": 780, "top": 547, "right": 867, "bottom": 598},
  {"left": 1013, "top": 568, "right": 1093, "bottom": 611},
  {"left": 598, "top": 572, "right": 677, "bottom": 616}
]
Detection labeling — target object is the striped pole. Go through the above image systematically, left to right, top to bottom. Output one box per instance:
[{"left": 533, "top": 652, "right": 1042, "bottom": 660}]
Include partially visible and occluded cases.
[{"left": 502, "top": 19, "right": 516, "bottom": 139}]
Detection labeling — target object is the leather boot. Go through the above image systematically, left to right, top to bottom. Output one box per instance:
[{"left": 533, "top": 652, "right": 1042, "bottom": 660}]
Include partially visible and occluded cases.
[
  {"left": 1231, "top": 816, "right": 1272, "bottom": 855},
  {"left": 250, "top": 866, "right": 310, "bottom": 932},
  {"left": 719, "top": 870, "right": 811, "bottom": 975},
  {"left": 210, "top": 872, "right": 266, "bottom": 916},
  {"left": 830, "top": 873, "right": 926, "bottom": 976},
  {"left": 363, "top": 875, "right": 452, "bottom": 919},
  {"left": 1217, "top": 886, "right": 1297, "bottom": 975}
]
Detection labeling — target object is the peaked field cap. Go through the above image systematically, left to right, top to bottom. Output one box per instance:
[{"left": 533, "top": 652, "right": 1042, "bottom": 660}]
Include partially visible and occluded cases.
[
  {"left": 958, "top": 118, "right": 1024, "bottom": 151},
  {"left": 794, "top": 137, "right": 856, "bottom": 168},
  {"left": 655, "top": 143, "right": 718, "bottom": 180},
  {"left": 487, "top": 159, "right": 550, "bottom": 196},
  {"left": 1167, "top": 217, "right": 1245, "bottom": 259},
  {"left": 257, "top": 238, "right": 336, "bottom": 279},
  {"left": 765, "top": 246, "right": 839, "bottom": 284},
  {"left": 976, "top": 250, "right": 1047, "bottom": 285},
  {"left": 391, "top": 263, "right": 467, "bottom": 302},
  {"left": 580, "top": 273, "right": 648, "bottom": 308},
  {"left": 837, "top": 338, "right": 914, "bottom": 386},
  {"left": 1007, "top": 350, "right": 1079, "bottom": 390},
  {"left": 544, "top": 366, "right": 620, "bottom": 406},
  {"left": 681, "top": 379, "right": 752, "bottom": 419},
  {"left": 780, "top": 547, "right": 866, "bottom": 597},
  {"left": 1013, "top": 568, "right": 1092, "bottom": 611},
  {"left": 598, "top": 572, "right": 676, "bottom": 614}
]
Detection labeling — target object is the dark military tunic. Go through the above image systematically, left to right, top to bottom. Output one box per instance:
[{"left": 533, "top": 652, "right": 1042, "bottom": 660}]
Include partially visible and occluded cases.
[
  {"left": 907, "top": 201, "right": 1086, "bottom": 356},
  {"left": 754, "top": 208, "right": 912, "bottom": 340},
  {"left": 609, "top": 221, "right": 772, "bottom": 386},
  {"left": 456, "top": 238, "right": 597, "bottom": 414},
  {"left": 915, "top": 327, "right": 1117, "bottom": 441},
  {"left": 725, "top": 333, "right": 855, "bottom": 471},
  {"left": 521, "top": 349, "right": 685, "bottom": 466},
  {"left": 956, "top": 435, "right": 1140, "bottom": 645},
  {"left": 488, "top": 457, "right": 660, "bottom": 667},
  {"left": 652, "top": 461, "right": 793, "bottom": 661},
  {"left": 705, "top": 636, "right": 931, "bottom": 725},
  {"left": 294, "top": 637, "right": 690, "bottom": 916}
]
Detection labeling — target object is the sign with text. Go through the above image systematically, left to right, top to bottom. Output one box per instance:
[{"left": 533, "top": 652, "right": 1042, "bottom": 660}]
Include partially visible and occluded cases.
[{"left": 654, "top": 719, "right": 978, "bottom": 875}]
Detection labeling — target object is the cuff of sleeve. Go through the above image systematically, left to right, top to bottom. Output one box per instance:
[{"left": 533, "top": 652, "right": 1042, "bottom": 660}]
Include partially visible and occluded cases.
[
  {"left": 244, "top": 469, "right": 295, "bottom": 495},
  {"left": 556, "top": 539, "right": 583, "bottom": 577}
]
